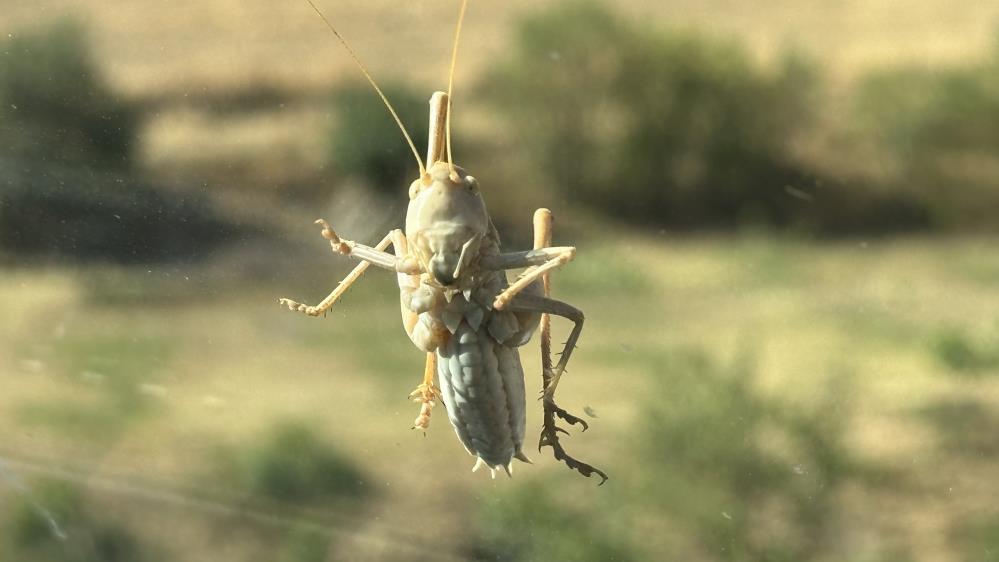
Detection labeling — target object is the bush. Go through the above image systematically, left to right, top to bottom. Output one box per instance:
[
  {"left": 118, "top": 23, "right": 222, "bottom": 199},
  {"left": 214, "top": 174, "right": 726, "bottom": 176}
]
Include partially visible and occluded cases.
[
  {"left": 484, "top": 2, "right": 821, "bottom": 230},
  {"left": 0, "top": 20, "right": 136, "bottom": 167},
  {"left": 0, "top": 20, "right": 244, "bottom": 264},
  {"left": 854, "top": 43, "right": 999, "bottom": 230},
  {"left": 329, "top": 82, "right": 430, "bottom": 194},
  {"left": 0, "top": 164, "right": 239, "bottom": 264},
  {"left": 932, "top": 329, "right": 999, "bottom": 373},
  {"left": 466, "top": 347, "right": 890, "bottom": 561},
  {"left": 633, "top": 350, "right": 879, "bottom": 561},
  {"left": 918, "top": 399, "right": 999, "bottom": 458},
  {"left": 236, "top": 421, "right": 369, "bottom": 503},
  {"left": 5, "top": 479, "right": 148, "bottom": 562},
  {"left": 468, "top": 482, "right": 636, "bottom": 562},
  {"left": 954, "top": 513, "right": 999, "bottom": 562},
  {"left": 279, "top": 525, "right": 331, "bottom": 562}
]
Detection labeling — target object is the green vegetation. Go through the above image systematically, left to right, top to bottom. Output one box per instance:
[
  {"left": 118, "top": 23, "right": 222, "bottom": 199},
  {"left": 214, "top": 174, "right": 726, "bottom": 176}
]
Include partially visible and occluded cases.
[
  {"left": 480, "top": 1, "right": 999, "bottom": 233},
  {"left": 2, "top": 2, "right": 999, "bottom": 561},
  {"left": 486, "top": 2, "right": 815, "bottom": 229},
  {"left": 0, "top": 20, "right": 240, "bottom": 264},
  {"left": 0, "top": 20, "right": 136, "bottom": 167},
  {"left": 855, "top": 47, "right": 999, "bottom": 229},
  {"left": 330, "top": 82, "right": 430, "bottom": 193},
  {"left": 0, "top": 236, "right": 995, "bottom": 560},
  {"left": 933, "top": 329, "right": 999, "bottom": 373},
  {"left": 16, "top": 333, "right": 173, "bottom": 440},
  {"left": 469, "top": 349, "right": 891, "bottom": 562},
  {"left": 634, "top": 351, "right": 873, "bottom": 561},
  {"left": 919, "top": 399, "right": 999, "bottom": 458},
  {"left": 230, "top": 421, "right": 369, "bottom": 503},
  {"left": 4, "top": 480, "right": 150, "bottom": 562},
  {"left": 469, "top": 481, "right": 636, "bottom": 561},
  {"left": 956, "top": 513, "right": 999, "bottom": 562},
  {"left": 278, "top": 525, "right": 331, "bottom": 562}
]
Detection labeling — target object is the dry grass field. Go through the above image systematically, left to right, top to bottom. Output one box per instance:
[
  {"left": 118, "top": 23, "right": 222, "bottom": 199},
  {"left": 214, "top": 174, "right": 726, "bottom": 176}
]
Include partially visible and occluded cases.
[
  {"left": 4, "top": 0, "right": 999, "bottom": 194},
  {"left": 4, "top": 0, "right": 999, "bottom": 95},
  {"left": 1, "top": 236, "right": 998, "bottom": 560}
]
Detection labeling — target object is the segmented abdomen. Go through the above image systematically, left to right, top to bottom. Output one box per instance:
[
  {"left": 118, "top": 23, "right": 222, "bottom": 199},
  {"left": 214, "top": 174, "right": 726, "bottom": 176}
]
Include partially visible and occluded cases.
[{"left": 437, "top": 320, "right": 526, "bottom": 469}]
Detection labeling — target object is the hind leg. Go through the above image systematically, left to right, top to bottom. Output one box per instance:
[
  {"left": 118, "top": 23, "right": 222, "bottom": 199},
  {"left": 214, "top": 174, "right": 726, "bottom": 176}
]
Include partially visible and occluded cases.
[{"left": 505, "top": 209, "right": 607, "bottom": 484}]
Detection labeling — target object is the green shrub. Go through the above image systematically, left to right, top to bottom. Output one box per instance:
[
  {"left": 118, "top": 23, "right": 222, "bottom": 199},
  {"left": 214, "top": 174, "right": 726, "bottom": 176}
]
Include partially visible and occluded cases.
[
  {"left": 483, "top": 2, "right": 821, "bottom": 230},
  {"left": 0, "top": 19, "right": 136, "bottom": 167},
  {"left": 0, "top": 20, "right": 245, "bottom": 264},
  {"left": 854, "top": 42, "right": 999, "bottom": 230},
  {"left": 329, "top": 82, "right": 429, "bottom": 194},
  {"left": 0, "top": 164, "right": 240, "bottom": 264},
  {"left": 933, "top": 329, "right": 999, "bottom": 373},
  {"left": 16, "top": 333, "right": 173, "bottom": 441},
  {"left": 467, "top": 347, "right": 887, "bottom": 561},
  {"left": 634, "top": 350, "right": 877, "bottom": 561},
  {"left": 919, "top": 399, "right": 999, "bottom": 458},
  {"left": 237, "top": 421, "right": 369, "bottom": 503},
  {"left": 5, "top": 479, "right": 148, "bottom": 562},
  {"left": 468, "top": 482, "right": 636, "bottom": 562},
  {"left": 954, "top": 513, "right": 999, "bottom": 562},
  {"left": 279, "top": 525, "right": 331, "bottom": 562}
]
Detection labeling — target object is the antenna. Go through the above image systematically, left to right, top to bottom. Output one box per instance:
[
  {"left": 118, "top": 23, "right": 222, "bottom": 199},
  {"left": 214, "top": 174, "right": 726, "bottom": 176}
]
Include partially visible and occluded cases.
[
  {"left": 303, "top": 0, "right": 427, "bottom": 181},
  {"left": 445, "top": 0, "right": 468, "bottom": 180}
]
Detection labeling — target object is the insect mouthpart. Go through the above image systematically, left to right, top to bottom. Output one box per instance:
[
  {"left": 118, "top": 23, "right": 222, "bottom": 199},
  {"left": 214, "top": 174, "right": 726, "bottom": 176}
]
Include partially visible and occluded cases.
[
  {"left": 414, "top": 227, "right": 482, "bottom": 289},
  {"left": 430, "top": 259, "right": 457, "bottom": 286}
]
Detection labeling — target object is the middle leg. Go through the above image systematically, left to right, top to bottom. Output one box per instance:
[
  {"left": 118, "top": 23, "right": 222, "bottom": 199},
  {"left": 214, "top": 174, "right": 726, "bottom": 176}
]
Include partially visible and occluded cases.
[{"left": 410, "top": 352, "right": 441, "bottom": 431}]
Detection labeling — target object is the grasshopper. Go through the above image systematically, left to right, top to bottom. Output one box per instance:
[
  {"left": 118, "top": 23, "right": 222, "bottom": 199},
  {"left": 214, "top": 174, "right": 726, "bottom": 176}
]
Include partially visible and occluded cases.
[{"left": 279, "top": 0, "right": 606, "bottom": 483}]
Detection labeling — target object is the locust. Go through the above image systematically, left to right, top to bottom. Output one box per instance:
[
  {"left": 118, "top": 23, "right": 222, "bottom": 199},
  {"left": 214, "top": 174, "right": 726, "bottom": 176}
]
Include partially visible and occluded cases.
[{"left": 279, "top": 0, "right": 606, "bottom": 483}]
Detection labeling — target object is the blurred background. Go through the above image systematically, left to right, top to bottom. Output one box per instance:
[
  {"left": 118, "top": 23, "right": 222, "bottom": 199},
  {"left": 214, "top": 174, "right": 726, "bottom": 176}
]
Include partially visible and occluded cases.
[{"left": 1, "top": 0, "right": 999, "bottom": 560}]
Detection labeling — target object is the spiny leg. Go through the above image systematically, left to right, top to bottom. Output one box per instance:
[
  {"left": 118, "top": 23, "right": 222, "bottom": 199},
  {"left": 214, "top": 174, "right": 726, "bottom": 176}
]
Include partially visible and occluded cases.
[
  {"left": 510, "top": 209, "right": 607, "bottom": 483},
  {"left": 534, "top": 209, "right": 555, "bottom": 392},
  {"left": 526, "top": 210, "right": 582, "bottom": 402},
  {"left": 513, "top": 294, "right": 604, "bottom": 483},
  {"left": 409, "top": 352, "right": 442, "bottom": 431}
]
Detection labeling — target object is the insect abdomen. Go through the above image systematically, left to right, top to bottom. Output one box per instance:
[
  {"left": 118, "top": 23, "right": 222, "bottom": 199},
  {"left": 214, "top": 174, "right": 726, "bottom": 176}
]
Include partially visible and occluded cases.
[{"left": 437, "top": 321, "right": 526, "bottom": 471}]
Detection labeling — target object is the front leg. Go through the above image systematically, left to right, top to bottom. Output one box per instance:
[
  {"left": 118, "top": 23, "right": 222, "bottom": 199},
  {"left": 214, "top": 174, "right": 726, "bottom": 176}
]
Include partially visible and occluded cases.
[
  {"left": 316, "top": 219, "right": 420, "bottom": 273},
  {"left": 278, "top": 220, "right": 418, "bottom": 317}
]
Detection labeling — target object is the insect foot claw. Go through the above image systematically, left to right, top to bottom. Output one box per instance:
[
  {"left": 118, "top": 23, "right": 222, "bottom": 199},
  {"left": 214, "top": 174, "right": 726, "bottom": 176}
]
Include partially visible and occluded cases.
[
  {"left": 314, "top": 218, "right": 335, "bottom": 238},
  {"left": 314, "top": 219, "right": 351, "bottom": 254},
  {"left": 277, "top": 298, "right": 323, "bottom": 317},
  {"left": 409, "top": 383, "right": 442, "bottom": 431},
  {"left": 539, "top": 397, "right": 606, "bottom": 485},
  {"left": 549, "top": 402, "right": 589, "bottom": 432}
]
